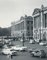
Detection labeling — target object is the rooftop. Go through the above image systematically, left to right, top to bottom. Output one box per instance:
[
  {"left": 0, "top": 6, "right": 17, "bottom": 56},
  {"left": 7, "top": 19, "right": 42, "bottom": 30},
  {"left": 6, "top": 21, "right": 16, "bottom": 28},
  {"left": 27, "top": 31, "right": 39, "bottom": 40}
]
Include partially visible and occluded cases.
[{"left": 32, "top": 5, "right": 47, "bottom": 15}]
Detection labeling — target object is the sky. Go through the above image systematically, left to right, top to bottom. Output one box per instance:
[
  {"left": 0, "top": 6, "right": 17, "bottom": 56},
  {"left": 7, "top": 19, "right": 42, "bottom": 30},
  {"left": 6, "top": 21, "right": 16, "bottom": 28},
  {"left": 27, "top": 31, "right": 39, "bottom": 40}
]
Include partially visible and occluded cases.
[{"left": 0, "top": 0, "right": 47, "bottom": 28}]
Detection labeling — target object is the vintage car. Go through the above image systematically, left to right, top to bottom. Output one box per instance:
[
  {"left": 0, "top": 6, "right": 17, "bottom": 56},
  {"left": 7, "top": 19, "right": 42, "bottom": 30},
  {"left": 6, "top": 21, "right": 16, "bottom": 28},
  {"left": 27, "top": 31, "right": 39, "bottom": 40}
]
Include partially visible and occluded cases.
[{"left": 30, "top": 49, "right": 46, "bottom": 58}]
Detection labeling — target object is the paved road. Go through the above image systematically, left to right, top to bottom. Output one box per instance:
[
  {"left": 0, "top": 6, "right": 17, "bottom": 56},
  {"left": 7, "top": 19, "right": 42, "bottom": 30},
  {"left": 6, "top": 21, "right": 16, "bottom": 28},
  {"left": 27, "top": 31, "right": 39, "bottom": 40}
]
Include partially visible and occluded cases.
[
  {"left": 0, "top": 40, "right": 47, "bottom": 60},
  {"left": 15, "top": 40, "right": 47, "bottom": 52},
  {"left": 0, "top": 51, "right": 47, "bottom": 60}
]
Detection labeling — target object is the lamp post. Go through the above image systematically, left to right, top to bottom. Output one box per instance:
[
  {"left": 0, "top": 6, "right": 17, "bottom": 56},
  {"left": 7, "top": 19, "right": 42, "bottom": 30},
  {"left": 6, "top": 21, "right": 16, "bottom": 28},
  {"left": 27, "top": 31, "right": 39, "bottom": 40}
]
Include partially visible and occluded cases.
[{"left": 22, "top": 33, "right": 25, "bottom": 46}]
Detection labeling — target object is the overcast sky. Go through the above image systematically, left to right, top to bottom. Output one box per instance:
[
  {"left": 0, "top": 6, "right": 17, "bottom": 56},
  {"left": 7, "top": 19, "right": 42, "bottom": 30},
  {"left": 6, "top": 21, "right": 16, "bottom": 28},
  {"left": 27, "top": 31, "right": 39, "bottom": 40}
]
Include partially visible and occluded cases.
[{"left": 0, "top": 0, "right": 47, "bottom": 28}]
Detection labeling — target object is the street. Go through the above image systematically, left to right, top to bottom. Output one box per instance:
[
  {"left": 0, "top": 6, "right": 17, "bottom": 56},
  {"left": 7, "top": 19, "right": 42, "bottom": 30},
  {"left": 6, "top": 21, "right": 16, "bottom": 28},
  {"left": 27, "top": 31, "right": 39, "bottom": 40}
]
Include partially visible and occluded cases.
[
  {"left": 0, "top": 40, "right": 47, "bottom": 60},
  {"left": 14, "top": 40, "right": 47, "bottom": 52},
  {"left": 0, "top": 51, "right": 47, "bottom": 60}
]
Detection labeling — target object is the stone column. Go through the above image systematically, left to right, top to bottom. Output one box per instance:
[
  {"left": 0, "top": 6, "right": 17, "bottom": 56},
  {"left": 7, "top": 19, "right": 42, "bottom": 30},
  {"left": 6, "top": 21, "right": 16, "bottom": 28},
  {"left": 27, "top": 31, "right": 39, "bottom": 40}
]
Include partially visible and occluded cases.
[
  {"left": 41, "top": 5, "right": 44, "bottom": 39},
  {"left": 33, "top": 17, "right": 34, "bottom": 39}
]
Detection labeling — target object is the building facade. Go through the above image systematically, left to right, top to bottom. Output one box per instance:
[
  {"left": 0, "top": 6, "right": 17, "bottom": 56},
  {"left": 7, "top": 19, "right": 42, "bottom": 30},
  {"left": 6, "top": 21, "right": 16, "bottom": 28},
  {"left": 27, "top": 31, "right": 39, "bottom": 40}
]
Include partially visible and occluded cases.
[
  {"left": 33, "top": 5, "right": 47, "bottom": 42},
  {"left": 11, "top": 15, "right": 33, "bottom": 39}
]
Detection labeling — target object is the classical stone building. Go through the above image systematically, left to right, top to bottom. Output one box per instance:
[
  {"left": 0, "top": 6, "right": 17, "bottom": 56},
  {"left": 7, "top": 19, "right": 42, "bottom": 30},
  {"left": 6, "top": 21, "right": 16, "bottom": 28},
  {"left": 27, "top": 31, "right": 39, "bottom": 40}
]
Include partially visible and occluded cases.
[
  {"left": 33, "top": 5, "right": 47, "bottom": 42},
  {"left": 11, "top": 15, "right": 33, "bottom": 39}
]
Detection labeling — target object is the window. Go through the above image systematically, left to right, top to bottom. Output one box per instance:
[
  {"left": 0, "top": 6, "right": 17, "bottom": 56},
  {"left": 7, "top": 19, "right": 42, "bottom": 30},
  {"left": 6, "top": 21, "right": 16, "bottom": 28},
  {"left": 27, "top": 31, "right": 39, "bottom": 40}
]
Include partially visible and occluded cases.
[
  {"left": 44, "top": 14, "right": 47, "bottom": 27},
  {"left": 34, "top": 16, "right": 40, "bottom": 28},
  {"left": 27, "top": 21, "right": 29, "bottom": 24},
  {"left": 31, "top": 21, "right": 33, "bottom": 24},
  {"left": 27, "top": 26, "right": 29, "bottom": 30},
  {"left": 31, "top": 27, "right": 33, "bottom": 29},
  {"left": 27, "top": 32, "right": 30, "bottom": 36}
]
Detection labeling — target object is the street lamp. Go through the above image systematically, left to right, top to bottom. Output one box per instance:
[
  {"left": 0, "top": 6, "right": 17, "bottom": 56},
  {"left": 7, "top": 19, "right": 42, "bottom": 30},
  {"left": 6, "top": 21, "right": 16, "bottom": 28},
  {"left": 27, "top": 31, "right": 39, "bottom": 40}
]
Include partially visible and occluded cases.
[{"left": 22, "top": 33, "right": 25, "bottom": 46}]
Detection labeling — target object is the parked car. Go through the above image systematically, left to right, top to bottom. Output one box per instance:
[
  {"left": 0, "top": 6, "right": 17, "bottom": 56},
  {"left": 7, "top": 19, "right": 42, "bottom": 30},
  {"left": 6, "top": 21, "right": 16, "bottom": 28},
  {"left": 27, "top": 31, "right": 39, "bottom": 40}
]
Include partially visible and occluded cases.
[
  {"left": 29, "top": 39, "right": 35, "bottom": 44},
  {"left": 35, "top": 39, "right": 40, "bottom": 44},
  {"left": 39, "top": 42, "right": 47, "bottom": 46},
  {"left": 11, "top": 45, "right": 27, "bottom": 52},
  {"left": 20, "top": 46, "right": 27, "bottom": 52},
  {"left": 2, "top": 48, "right": 18, "bottom": 56},
  {"left": 28, "top": 48, "right": 36, "bottom": 53},
  {"left": 2, "top": 49, "right": 11, "bottom": 55},
  {"left": 30, "top": 49, "right": 46, "bottom": 58},
  {"left": 10, "top": 50, "right": 18, "bottom": 56},
  {"left": 11, "top": 52, "right": 17, "bottom": 56}
]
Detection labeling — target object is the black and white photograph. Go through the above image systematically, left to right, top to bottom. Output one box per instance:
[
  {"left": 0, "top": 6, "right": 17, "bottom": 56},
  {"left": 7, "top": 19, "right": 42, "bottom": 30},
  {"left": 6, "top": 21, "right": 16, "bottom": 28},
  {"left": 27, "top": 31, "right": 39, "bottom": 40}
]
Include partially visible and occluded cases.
[{"left": 0, "top": 0, "right": 47, "bottom": 60}]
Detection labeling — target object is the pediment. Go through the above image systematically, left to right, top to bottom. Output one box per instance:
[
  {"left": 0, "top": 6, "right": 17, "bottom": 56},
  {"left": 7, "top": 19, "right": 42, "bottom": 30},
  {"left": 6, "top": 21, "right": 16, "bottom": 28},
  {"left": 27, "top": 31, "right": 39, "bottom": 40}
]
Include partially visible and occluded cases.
[{"left": 33, "top": 8, "right": 41, "bottom": 15}]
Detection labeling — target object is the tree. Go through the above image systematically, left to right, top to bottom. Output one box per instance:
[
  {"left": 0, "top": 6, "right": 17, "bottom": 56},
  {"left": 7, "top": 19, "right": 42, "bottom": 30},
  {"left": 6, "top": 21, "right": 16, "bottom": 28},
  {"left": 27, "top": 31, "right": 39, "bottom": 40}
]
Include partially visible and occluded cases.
[{"left": 0, "top": 27, "right": 11, "bottom": 36}]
